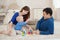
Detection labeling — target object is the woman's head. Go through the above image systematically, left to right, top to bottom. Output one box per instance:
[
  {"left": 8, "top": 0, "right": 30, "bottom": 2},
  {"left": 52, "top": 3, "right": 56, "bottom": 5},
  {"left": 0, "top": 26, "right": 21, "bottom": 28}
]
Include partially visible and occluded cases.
[{"left": 20, "top": 6, "right": 30, "bottom": 21}]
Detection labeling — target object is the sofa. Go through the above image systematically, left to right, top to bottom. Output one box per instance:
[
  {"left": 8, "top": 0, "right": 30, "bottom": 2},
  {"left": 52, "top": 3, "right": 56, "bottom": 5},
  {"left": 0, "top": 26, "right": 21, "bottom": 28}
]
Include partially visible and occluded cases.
[{"left": 0, "top": 9, "right": 60, "bottom": 40}]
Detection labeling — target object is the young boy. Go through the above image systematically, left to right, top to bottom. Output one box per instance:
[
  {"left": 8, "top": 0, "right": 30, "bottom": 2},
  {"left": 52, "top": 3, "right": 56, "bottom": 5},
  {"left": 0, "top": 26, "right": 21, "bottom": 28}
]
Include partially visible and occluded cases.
[
  {"left": 14, "top": 16, "right": 28, "bottom": 35},
  {"left": 15, "top": 16, "right": 34, "bottom": 35}
]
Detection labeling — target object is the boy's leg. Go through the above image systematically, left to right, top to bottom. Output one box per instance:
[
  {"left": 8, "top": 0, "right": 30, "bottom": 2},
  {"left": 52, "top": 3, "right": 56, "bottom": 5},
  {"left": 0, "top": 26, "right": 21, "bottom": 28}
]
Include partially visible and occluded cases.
[{"left": 16, "top": 30, "right": 22, "bottom": 35}]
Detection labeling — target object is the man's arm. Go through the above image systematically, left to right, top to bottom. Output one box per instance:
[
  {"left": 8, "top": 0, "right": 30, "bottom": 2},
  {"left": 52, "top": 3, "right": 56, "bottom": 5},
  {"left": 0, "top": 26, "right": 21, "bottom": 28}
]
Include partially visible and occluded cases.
[
  {"left": 36, "top": 17, "right": 44, "bottom": 30},
  {"left": 40, "top": 21, "right": 54, "bottom": 35}
]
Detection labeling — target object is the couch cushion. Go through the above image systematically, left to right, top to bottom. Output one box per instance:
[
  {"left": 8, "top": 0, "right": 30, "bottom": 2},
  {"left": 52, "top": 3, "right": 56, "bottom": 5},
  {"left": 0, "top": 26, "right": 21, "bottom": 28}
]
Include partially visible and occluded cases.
[{"left": 3, "top": 9, "right": 19, "bottom": 24}]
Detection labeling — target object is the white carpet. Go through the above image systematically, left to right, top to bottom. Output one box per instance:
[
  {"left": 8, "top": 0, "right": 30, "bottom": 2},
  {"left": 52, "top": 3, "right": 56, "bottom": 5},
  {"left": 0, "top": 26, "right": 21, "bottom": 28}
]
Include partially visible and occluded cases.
[{"left": 0, "top": 21, "right": 60, "bottom": 40}]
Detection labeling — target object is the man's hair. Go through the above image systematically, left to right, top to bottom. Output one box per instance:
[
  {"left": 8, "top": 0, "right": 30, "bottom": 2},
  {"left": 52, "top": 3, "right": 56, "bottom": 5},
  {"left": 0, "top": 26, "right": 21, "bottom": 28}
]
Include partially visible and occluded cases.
[{"left": 43, "top": 8, "right": 53, "bottom": 16}]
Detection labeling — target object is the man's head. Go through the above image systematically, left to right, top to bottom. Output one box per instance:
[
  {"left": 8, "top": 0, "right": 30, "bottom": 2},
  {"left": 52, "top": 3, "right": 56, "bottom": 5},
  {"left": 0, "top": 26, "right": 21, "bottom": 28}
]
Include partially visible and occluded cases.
[{"left": 43, "top": 8, "right": 53, "bottom": 19}]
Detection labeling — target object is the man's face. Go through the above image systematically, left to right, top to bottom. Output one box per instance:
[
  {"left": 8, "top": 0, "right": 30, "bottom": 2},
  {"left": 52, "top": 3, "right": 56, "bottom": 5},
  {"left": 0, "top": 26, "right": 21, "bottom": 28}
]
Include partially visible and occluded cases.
[{"left": 43, "top": 11, "right": 50, "bottom": 19}]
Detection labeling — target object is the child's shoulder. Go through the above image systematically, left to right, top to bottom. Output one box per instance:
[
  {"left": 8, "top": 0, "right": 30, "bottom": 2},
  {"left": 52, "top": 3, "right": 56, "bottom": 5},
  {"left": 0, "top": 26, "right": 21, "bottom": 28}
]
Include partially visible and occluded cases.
[
  {"left": 17, "top": 16, "right": 23, "bottom": 19},
  {"left": 18, "top": 16, "right": 23, "bottom": 18}
]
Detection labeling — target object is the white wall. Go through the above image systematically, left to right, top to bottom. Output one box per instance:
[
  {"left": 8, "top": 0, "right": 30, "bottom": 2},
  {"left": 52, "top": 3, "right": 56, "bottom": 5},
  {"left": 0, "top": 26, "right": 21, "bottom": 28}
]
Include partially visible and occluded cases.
[
  {"left": 0, "top": 0, "right": 5, "bottom": 8},
  {"left": 1, "top": 0, "right": 54, "bottom": 20},
  {"left": 3, "top": 0, "right": 52, "bottom": 9},
  {"left": 16, "top": 0, "right": 52, "bottom": 8},
  {"left": 16, "top": 0, "right": 53, "bottom": 20},
  {"left": 52, "top": 0, "right": 60, "bottom": 21},
  {"left": 56, "top": 8, "right": 60, "bottom": 21}
]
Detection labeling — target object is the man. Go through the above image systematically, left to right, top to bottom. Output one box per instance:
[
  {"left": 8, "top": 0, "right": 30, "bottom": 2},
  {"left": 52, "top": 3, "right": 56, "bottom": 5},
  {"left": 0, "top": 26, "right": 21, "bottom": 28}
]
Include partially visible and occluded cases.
[{"left": 36, "top": 8, "right": 54, "bottom": 35}]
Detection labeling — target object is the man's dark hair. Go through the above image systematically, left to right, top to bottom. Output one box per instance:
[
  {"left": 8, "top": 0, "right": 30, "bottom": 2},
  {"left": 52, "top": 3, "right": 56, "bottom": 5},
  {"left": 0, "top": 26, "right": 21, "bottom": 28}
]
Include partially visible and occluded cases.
[{"left": 43, "top": 8, "right": 53, "bottom": 16}]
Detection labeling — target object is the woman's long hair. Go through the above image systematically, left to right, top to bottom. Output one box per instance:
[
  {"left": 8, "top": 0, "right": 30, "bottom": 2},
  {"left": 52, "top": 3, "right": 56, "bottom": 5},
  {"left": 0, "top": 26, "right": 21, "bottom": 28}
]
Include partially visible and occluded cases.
[{"left": 20, "top": 6, "right": 30, "bottom": 21}]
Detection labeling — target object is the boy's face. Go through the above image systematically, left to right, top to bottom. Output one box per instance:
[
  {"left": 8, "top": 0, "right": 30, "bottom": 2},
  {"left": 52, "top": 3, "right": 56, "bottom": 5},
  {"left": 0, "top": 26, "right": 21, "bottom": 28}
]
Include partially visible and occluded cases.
[
  {"left": 43, "top": 11, "right": 50, "bottom": 19},
  {"left": 16, "top": 16, "right": 23, "bottom": 22}
]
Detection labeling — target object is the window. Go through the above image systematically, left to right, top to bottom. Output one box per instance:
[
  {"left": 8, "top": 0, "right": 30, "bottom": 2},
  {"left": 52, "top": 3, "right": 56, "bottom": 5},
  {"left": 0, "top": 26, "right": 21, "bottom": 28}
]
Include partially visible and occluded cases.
[{"left": 53, "top": 0, "right": 60, "bottom": 8}]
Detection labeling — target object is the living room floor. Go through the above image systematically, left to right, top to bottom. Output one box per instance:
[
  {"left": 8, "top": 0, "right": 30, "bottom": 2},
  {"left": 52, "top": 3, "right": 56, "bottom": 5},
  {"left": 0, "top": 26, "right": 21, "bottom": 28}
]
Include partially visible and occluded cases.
[{"left": 0, "top": 21, "right": 60, "bottom": 40}]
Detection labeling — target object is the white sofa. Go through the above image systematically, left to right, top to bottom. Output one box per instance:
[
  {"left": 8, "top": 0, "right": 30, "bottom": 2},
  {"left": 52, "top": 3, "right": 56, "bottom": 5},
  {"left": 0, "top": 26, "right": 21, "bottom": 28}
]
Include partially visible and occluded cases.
[
  {"left": 0, "top": 9, "right": 60, "bottom": 40},
  {"left": 0, "top": 21, "right": 60, "bottom": 40}
]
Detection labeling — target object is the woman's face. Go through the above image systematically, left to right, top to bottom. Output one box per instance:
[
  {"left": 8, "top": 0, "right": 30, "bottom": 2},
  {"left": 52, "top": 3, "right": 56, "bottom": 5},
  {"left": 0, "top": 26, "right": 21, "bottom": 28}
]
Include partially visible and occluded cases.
[{"left": 22, "top": 10, "right": 29, "bottom": 15}]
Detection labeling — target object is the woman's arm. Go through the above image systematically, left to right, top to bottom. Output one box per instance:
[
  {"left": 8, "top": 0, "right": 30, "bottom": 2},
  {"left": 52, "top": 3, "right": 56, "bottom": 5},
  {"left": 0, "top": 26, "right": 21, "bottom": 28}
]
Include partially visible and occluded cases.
[
  {"left": 7, "top": 12, "right": 18, "bottom": 35},
  {"left": 8, "top": 12, "right": 18, "bottom": 31},
  {"left": 25, "top": 19, "right": 30, "bottom": 23},
  {"left": 0, "top": 22, "right": 14, "bottom": 36},
  {"left": 7, "top": 22, "right": 13, "bottom": 35},
  {"left": 8, "top": 22, "right": 13, "bottom": 32}
]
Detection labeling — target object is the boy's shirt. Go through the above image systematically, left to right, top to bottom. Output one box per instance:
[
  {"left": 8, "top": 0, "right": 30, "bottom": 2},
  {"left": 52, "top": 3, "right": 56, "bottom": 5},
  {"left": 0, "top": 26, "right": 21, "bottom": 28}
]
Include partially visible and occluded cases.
[
  {"left": 10, "top": 12, "right": 19, "bottom": 25},
  {"left": 14, "top": 22, "right": 27, "bottom": 30}
]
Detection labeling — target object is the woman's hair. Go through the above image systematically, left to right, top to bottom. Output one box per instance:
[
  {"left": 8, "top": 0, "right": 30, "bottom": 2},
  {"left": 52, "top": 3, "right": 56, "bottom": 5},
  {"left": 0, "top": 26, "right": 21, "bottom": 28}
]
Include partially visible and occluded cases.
[{"left": 20, "top": 6, "right": 30, "bottom": 21}]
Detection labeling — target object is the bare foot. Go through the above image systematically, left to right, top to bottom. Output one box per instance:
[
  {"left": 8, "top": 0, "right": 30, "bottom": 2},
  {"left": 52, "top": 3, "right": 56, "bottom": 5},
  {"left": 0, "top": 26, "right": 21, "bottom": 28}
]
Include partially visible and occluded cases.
[
  {"left": 0, "top": 30, "right": 11, "bottom": 36},
  {"left": 0, "top": 31, "right": 4, "bottom": 34},
  {"left": 5, "top": 31, "right": 12, "bottom": 36}
]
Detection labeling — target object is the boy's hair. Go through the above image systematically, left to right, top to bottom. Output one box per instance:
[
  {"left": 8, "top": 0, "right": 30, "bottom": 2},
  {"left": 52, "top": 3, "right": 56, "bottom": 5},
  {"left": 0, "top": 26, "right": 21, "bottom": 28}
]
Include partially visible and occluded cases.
[{"left": 43, "top": 8, "right": 53, "bottom": 16}]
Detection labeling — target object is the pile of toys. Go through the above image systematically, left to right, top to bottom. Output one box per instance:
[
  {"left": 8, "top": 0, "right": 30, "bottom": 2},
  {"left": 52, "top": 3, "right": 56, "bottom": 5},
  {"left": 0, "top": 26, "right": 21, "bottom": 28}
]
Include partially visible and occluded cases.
[{"left": 16, "top": 27, "right": 33, "bottom": 36}]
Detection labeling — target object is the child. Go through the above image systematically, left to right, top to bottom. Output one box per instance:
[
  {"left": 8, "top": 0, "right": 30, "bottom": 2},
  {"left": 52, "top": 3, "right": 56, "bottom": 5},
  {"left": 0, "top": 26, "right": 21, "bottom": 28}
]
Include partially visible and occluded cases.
[
  {"left": 14, "top": 16, "right": 33, "bottom": 35},
  {"left": 14, "top": 16, "right": 27, "bottom": 35},
  {"left": 14, "top": 16, "right": 26, "bottom": 30}
]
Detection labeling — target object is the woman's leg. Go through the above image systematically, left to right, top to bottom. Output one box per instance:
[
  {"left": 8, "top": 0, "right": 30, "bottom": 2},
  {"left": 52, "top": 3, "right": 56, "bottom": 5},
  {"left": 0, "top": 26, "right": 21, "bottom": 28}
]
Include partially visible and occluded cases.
[{"left": 0, "top": 30, "right": 11, "bottom": 36}]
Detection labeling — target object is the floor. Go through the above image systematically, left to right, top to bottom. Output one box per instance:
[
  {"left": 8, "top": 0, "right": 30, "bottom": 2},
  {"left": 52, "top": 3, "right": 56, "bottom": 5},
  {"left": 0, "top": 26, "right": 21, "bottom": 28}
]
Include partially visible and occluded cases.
[{"left": 0, "top": 21, "right": 60, "bottom": 40}]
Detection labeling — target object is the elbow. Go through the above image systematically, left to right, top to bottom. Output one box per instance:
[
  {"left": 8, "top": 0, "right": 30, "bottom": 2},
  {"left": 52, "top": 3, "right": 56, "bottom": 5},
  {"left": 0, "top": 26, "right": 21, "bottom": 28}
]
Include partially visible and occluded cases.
[{"left": 50, "top": 32, "right": 54, "bottom": 35}]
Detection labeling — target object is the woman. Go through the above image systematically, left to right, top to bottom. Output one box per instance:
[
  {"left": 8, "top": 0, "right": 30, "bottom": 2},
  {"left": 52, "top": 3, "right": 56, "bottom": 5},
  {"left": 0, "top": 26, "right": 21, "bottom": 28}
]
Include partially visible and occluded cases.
[{"left": 0, "top": 6, "right": 30, "bottom": 35}]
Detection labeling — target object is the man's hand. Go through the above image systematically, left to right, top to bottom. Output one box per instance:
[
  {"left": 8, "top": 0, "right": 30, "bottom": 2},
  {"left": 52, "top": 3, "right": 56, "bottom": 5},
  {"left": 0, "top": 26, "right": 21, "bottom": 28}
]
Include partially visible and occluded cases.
[
  {"left": 33, "top": 30, "right": 40, "bottom": 35},
  {"left": 36, "top": 30, "right": 40, "bottom": 35}
]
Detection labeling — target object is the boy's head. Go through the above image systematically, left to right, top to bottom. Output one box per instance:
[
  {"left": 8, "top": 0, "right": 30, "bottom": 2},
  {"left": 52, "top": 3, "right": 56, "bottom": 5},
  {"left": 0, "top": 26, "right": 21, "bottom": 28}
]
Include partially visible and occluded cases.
[
  {"left": 43, "top": 8, "right": 53, "bottom": 19},
  {"left": 16, "top": 16, "right": 23, "bottom": 22}
]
